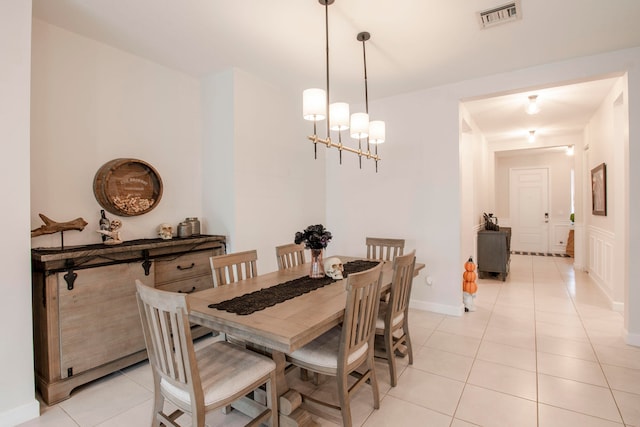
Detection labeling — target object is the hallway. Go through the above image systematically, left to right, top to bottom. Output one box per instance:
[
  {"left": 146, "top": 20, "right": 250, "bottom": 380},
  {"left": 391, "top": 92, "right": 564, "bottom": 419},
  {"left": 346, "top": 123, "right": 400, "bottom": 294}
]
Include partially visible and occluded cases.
[{"left": 19, "top": 255, "right": 640, "bottom": 426}]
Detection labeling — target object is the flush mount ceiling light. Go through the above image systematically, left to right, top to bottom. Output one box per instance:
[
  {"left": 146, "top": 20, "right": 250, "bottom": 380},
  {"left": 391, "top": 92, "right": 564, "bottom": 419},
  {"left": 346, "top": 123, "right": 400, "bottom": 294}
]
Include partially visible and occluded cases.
[
  {"left": 302, "top": 0, "right": 385, "bottom": 172},
  {"left": 526, "top": 95, "right": 540, "bottom": 115},
  {"left": 528, "top": 130, "right": 536, "bottom": 142}
]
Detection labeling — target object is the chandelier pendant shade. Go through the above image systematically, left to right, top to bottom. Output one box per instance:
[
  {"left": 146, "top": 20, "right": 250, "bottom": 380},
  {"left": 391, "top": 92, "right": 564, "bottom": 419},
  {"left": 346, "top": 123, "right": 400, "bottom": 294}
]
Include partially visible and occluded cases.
[{"left": 302, "top": 0, "right": 386, "bottom": 171}]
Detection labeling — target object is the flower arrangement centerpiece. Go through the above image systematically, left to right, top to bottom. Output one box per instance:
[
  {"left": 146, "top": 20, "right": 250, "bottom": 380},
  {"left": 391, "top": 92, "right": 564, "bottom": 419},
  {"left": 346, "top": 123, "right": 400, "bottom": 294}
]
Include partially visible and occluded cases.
[{"left": 295, "top": 224, "right": 332, "bottom": 278}]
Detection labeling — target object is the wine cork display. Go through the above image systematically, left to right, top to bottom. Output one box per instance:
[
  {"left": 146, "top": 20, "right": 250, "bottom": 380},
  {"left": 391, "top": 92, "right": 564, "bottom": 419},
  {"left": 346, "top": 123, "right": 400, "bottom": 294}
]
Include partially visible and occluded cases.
[{"left": 93, "top": 158, "right": 163, "bottom": 217}]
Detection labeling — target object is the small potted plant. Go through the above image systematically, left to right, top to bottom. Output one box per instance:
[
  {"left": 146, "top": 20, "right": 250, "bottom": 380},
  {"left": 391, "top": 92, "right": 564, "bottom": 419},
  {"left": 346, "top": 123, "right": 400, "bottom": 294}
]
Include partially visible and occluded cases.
[{"left": 295, "top": 224, "right": 332, "bottom": 278}]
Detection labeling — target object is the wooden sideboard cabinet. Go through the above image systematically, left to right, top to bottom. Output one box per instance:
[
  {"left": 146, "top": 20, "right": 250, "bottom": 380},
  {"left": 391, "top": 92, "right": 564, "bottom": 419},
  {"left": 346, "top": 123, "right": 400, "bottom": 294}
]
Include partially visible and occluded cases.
[{"left": 31, "top": 235, "right": 226, "bottom": 405}]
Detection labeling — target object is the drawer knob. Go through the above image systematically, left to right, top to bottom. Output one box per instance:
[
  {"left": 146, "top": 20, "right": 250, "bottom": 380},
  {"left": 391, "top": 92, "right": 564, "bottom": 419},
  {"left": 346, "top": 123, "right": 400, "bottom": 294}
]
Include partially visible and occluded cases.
[{"left": 176, "top": 263, "right": 195, "bottom": 271}]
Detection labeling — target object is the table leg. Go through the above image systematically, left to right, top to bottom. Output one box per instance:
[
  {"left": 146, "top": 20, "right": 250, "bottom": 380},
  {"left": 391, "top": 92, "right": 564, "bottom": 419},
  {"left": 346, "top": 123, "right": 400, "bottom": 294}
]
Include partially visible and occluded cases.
[{"left": 270, "top": 350, "right": 318, "bottom": 427}]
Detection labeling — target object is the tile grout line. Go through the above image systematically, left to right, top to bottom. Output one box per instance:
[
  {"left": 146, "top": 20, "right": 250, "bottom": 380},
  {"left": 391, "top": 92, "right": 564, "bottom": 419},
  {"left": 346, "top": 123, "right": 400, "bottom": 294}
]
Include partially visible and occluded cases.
[
  {"left": 531, "top": 254, "right": 541, "bottom": 427},
  {"left": 555, "top": 257, "right": 628, "bottom": 426},
  {"left": 448, "top": 258, "right": 506, "bottom": 427}
]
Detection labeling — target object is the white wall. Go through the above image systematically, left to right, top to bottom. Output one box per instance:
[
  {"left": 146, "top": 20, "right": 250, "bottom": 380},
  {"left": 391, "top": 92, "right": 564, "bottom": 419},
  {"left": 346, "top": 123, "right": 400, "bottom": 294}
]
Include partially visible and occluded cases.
[
  {"left": 0, "top": 2, "right": 40, "bottom": 425},
  {"left": 6, "top": 13, "right": 640, "bottom": 423},
  {"left": 31, "top": 20, "right": 205, "bottom": 248},
  {"left": 326, "top": 47, "right": 640, "bottom": 326},
  {"left": 202, "top": 68, "right": 326, "bottom": 273},
  {"left": 626, "top": 68, "right": 640, "bottom": 345},
  {"left": 202, "top": 69, "right": 236, "bottom": 242},
  {"left": 583, "top": 77, "right": 629, "bottom": 310},
  {"left": 326, "top": 89, "right": 464, "bottom": 316},
  {"left": 459, "top": 107, "right": 490, "bottom": 264},
  {"left": 494, "top": 147, "right": 575, "bottom": 252},
  {"left": 495, "top": 148, "right": 575, "bottom": 222}
]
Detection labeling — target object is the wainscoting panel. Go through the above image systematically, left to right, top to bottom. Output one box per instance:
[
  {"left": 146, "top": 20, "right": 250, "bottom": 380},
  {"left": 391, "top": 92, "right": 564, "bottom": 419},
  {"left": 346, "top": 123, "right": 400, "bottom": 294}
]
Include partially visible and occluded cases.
[{"left": 588, "top": 226, "right": 615, "bottom": 300}]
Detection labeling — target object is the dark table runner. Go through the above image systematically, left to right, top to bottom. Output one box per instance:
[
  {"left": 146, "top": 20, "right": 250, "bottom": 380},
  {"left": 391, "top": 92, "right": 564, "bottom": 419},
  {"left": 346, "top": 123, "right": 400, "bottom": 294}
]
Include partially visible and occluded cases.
[{"left": 208, "top": 260, "right": 380, "bottom": 315}]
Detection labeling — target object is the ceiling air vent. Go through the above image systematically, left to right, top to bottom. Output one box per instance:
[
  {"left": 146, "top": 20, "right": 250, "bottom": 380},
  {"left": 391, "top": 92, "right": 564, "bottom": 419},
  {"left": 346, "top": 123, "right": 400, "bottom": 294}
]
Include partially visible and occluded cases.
[{"left": 477, "top": 1, "right": 521, "bottom": 29}]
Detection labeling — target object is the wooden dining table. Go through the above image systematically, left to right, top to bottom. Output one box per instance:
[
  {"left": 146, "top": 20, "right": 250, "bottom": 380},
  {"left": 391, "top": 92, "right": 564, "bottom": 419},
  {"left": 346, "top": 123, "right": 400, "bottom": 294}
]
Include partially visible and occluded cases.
[{"left": 188, "top": 256, "right": 424, "bottom": 426}]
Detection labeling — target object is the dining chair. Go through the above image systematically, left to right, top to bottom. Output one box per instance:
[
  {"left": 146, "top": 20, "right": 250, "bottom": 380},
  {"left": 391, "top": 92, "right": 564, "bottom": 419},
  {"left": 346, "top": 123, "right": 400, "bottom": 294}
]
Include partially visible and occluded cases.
[
  {"left": 365, "top": 237, "right": 405, "bottom": 261},
  {"left": 366, "top": 237, "right": 405, "bottom": 303},
  {"left": 275, "top": 243, "right": 306, "bottom": 270},
  {"left": 209, "top": 249, "right": 258, "bottom": 287},
  {"left": 209, "top": 250, "right": 259, "bottom": 346},
  {"left": 374, "top": 250, "right": 416, "bottom": 387},
  {"left": 285, "top": 263, "right": 383, "bottom": 427},
  {"left": 135, "top": 280, "right": 278, "bottom": 427}
]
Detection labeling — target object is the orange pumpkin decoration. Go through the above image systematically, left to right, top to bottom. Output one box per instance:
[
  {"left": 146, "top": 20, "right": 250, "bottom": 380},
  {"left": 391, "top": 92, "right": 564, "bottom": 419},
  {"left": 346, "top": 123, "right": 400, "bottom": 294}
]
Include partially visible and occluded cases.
[
  {"left": 462, "top": 256, "right": 478, "bottom": 295},
  {"left": 464, "top": 258, "right": 476, "bottom": 272},
  {"left": 463, "top": 271, "right": 477, "bottom": 282},
  {"left": 463, "top": 281, "right": 478, "bottom": 294}
]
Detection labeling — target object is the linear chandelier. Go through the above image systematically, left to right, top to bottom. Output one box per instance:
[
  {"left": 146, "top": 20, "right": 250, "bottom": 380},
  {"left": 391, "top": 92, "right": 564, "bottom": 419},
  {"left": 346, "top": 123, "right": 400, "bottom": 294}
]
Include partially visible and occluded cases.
[{"left": 303, "top": 0, "right": 386, "bottom": 172}]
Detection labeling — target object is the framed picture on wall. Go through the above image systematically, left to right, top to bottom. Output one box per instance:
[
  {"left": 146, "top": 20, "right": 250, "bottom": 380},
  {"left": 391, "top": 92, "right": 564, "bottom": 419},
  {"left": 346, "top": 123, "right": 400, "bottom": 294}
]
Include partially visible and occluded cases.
[{"left": 591, "top": 163, "right": 607, "bottom": 216}]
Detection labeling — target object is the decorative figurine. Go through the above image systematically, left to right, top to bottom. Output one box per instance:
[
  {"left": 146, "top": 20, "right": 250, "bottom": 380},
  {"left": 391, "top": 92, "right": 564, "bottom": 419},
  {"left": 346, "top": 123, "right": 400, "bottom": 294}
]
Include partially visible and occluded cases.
[
  {"left": 31, "top": 213, "right": 88, "bottom": 237},
  {"left": 97, "top": 219, "right": 123, "bottom": 245},
  {"left": 158, "top": 223, "right": 173, "bottom": 240},
  {"left": 462, "top": 256, "right": 478, "bottom": 312}
]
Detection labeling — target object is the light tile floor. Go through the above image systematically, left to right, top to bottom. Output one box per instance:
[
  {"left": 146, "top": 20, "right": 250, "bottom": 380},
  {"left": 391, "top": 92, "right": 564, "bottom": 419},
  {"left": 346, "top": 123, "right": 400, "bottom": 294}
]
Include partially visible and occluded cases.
[{"left": 18, "top": 255, "right": 640, "bottom": 426}]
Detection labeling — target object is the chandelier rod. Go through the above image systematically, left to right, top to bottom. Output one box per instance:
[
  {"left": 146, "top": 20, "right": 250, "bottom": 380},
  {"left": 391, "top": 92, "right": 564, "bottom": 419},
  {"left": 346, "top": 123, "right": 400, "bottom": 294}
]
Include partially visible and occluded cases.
[
  {"left": 323, "top": 0, "right": 331, "bottom": 140},
  {"left": 358, "top": 31, "right": 378, "bottom": 172},
  {"left": 358, "top": 32, "right": 370, "bottom": 115}
]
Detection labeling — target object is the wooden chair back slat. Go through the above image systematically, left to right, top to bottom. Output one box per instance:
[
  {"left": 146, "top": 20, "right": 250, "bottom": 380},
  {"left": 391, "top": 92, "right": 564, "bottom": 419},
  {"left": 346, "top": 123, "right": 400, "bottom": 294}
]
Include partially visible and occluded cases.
[
  {"left": 365, "top": 237, "right": 405, "bottom": 261},
  {"left": 275, "top": 243, "right": 306, "bottom": 270},
  {"left": 210, "top": 250, "right": 258, "bottom": 287},
  {"left": 375, "top": 250, "right": 417, "bottom": 387},
  {"left": 388, "top": 250, "right": 416, "bottom": 323},
  {"left": 340, "top": 263, "right": 383, "bottom": 370},
  {"left": 136, "top": 281, "right": 200, "bottom": 394}
]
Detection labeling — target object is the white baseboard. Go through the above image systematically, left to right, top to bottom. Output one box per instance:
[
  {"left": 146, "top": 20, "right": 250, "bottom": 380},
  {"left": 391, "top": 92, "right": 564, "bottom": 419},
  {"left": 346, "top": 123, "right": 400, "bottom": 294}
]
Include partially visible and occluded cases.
[
  {"left": 410, "top": 299, "right": 464, "bottom": 316},
  {"left": 611, "top": 301, "right": 624, "bottom": 313},
  {"left": 624, "top": 329, "right": 640, "bottom": 347},
  {"left": 0, "top": 399, "right": 40, "bottom": 427}
]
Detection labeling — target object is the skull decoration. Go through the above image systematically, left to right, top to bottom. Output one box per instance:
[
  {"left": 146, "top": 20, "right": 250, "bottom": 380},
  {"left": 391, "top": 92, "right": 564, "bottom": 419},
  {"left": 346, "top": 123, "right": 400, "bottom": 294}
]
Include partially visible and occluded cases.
[
  {"left": 97, "top": 219, "right": 123, "bottom": 244},
  {"left": 109, "top": 219, "right": 122, "bottom": 231},
  {"left": 158, "top": 223, "right": 173, "bottom": 240},
  {"left": 324, "top": 257, "right": 344, "bottom": 280}
]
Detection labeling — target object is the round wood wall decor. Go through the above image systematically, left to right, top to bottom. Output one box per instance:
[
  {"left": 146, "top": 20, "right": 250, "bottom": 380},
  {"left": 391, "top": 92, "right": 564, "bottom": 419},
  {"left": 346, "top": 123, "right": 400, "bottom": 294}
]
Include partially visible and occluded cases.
[{"left": 93, "top": 158, "right": 163, "bottom": 217}]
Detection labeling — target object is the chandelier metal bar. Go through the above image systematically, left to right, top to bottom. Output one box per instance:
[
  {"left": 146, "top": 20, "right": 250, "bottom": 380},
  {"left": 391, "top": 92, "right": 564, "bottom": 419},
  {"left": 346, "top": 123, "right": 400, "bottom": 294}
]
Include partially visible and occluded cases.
[{"left": 307, "top": 135, "right": 381, "bottom": 162}]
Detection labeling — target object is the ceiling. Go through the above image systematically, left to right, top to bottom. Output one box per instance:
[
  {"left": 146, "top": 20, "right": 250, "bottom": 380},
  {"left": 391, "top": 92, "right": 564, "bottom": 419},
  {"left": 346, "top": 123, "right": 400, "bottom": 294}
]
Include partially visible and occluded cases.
[
  {"left": 32, "top": 0, "right": 640, "bottom": 147},
  {"left": 463, "top": 77, "right": 620, "bottom": 145}
]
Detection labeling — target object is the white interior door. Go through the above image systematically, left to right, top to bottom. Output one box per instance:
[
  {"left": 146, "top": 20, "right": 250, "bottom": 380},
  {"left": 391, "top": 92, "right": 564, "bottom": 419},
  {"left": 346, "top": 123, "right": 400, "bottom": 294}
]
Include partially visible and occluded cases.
[{"left": 509, "top": 168, "right": 549, "bottom": 252}]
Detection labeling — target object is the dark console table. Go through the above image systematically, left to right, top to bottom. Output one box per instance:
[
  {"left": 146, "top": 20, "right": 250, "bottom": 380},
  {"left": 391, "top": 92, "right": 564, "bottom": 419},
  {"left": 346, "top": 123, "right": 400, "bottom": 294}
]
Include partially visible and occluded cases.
[{"left": 477, "top": 228, "right": 511, "bottom": 281}]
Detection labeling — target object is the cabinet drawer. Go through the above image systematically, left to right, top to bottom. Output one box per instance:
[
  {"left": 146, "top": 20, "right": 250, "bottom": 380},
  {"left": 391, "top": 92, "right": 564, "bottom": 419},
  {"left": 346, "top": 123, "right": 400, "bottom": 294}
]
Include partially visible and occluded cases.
[
  {"left": 154, "top": 250, "right": 213, "bottom": 284},
  {"left": 156, "top": 275, "right": 213, "bottom": 294}
]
